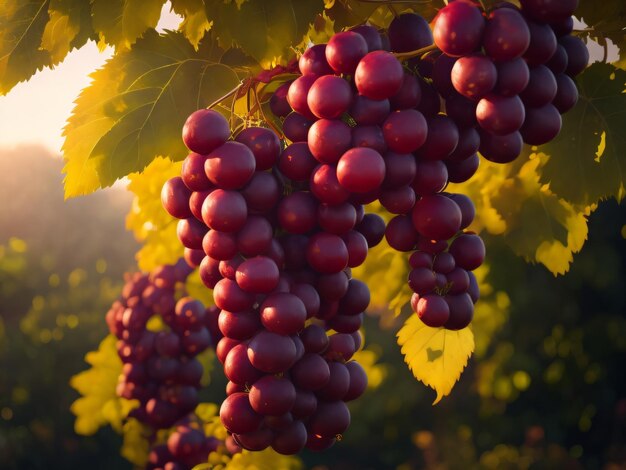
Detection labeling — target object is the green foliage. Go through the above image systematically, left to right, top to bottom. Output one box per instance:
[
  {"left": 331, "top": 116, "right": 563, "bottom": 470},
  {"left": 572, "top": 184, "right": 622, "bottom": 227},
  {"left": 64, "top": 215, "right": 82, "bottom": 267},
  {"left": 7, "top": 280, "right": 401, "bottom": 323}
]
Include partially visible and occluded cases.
[
  {"left": 91, "top": 0, "right": 165, "bottom": 50},
  {"left": 170, "top": 0, "right": 211, "bottom": 49},
  {"left": 204, "top": 0, "right": 325, "bottom": 66},
  {"left": 577, "top": 0, "right": 626, "bottom": 60},
  {"left": 62, "top": 30, "right": 240, "bottom": 197},
  {"left": 540, "top": 63, "right": 626, "bottom": 206}
]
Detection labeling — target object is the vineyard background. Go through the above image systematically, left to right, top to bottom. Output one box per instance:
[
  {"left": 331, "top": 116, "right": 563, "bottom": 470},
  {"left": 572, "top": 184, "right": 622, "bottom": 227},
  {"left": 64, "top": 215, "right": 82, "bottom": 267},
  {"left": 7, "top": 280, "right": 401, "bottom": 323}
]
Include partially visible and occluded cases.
[{"left": 0, "top": 0, "right": 625, "bottom": 469}]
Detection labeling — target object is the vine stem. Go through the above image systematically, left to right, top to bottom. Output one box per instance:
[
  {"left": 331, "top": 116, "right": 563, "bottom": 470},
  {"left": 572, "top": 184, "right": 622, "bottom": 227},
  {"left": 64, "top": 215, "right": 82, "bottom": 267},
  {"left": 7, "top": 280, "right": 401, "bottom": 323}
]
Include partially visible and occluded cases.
[
  {"left": 477, "top": 0, "right": 488, "bottom": 11},
  {"left": 393, "top": 43, "right": 438, "bottom": 61},
  {"left": 207, "top": 82, "right": 245, "bottom": 110}
]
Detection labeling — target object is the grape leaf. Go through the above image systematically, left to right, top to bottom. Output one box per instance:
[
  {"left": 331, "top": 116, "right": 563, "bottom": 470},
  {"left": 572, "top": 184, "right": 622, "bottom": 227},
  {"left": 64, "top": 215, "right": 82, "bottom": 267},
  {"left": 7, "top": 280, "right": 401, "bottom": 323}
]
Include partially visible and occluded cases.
[
  {"left": 0, "top": 0, "right": 51, "bottom": 94},
  {"left": 41, "top": 0, "right": 93, "bottom": 62},
  {"left": 91, "top": 0, "right": 166, "bottom": 49},
  {"left": 170, "top": 0, "right": 211, "bottom": 49},
  {"left": 204, "top": 0, "right": 325, "bottom": 66},
  {"left": 577, "top": 0, "right": 626, "bottom": 60},
  {"left": 62, "top": 30, "right": 240, "bottom": 197},
  {"left": 539, "top": 63, "right": 626, "bottom": 206},
  {"left": 451, "top": 156, "right": 589, "bottom": 275},
  {"left": 126, "top": 157, "right": 183, "bottom": 271},
  {"left": 397, "top": 315, "right": 475, "bottom": 405},
  {"left": 69, "top": 335, "right": 132, "bottom": 435}
]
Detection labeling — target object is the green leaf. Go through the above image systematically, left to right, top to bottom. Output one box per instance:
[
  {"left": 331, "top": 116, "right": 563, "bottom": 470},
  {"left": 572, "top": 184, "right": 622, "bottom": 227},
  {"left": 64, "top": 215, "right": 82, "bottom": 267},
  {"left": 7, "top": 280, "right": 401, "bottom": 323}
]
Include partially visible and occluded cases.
[
  {"left": 0, "top": 0, "right": 51, "bottom": 94},
  {"left": 41, "top": 0, "right": 93, "bottom": 62},
  {"left": 91, "top": 0, "right": 166, "bottom": 49},
  {"left": 170, "top": 0, "right": 211, "bottom": 50},
  {"left": 205, "top": 0, "right": 325, "bottom": 65},
  {"left": 576, "top": 0, "right": 626, "bottom": 60},
  {"left": 62, "top": 30, "right": 240, "bottom": 197},
  {"left": 539, "top": 63, "right": 626, "bottom": 206}
]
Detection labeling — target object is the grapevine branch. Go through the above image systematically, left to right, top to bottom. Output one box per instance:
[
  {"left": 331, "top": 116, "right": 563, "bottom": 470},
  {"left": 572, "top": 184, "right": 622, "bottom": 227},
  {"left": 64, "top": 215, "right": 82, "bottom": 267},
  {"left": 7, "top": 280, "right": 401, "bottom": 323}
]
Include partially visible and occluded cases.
[{"left": 393, "top": 43, "right": 438, "bottom": 61}]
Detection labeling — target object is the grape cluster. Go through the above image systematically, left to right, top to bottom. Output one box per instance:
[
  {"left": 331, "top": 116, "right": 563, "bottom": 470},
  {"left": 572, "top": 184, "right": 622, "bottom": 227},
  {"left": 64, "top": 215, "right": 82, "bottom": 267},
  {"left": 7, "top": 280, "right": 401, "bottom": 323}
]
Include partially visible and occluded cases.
[
  {"left": 163, "top": 0, "right": 587, "bottom": 455},
  {"left": 432, "top": 0, "right": 586, "bottom": 163},
  {"left": 164, "top": 103, "right": 370, "bottom": 453},
  {"left": 106, "top": 260, "right": 220, "bottom": 469},
  {"left": 148, "top": 418, "right": 220, "bottom": 470}
]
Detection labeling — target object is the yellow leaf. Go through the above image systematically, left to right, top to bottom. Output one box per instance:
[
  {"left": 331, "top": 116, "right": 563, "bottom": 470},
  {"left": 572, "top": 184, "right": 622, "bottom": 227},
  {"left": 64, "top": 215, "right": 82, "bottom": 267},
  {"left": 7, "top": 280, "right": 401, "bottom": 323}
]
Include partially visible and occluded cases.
[{"left": 397, "top": 316, "right": 475, "bottom": 404}]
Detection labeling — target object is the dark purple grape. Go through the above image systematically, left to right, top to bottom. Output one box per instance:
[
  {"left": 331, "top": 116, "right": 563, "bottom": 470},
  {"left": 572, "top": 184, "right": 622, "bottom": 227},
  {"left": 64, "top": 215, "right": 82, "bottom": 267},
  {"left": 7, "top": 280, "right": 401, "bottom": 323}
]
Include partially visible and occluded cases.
[
  {"left": 520, "top": 0, "right": 578, "bottom": 23},
  {"left": 433, "top": 1, "right": 485, "bottom": 57},
  {"left": 483, "top": 7, "right": 530, "bottom": 61},
  {"left": 388, "top": 13, "right": 433, "bottom": 53},
  {"left": 551, "top": 16, "right": 574, "bottom": 37},
  {"left": 524, "top": 21, "right": 557, "bottom": 66},
  {"left": 351, "top": 24, "right": 383, "bottom": 52},
  {"left": 326, "top": 31, "right": 368, "bottom": 74},
  {"left": 560, "top": 36, "right": 589, "bottom": 77},
  {"left": 299, "top": 44, "right": 333, "bottom": 75},
  {"left": 546, "top": 45, "right": 568, "bottom": 74},
  {"left": 355, "top": 51, "right": 404, "bottom": 100},
  {"left": 432, "top": 54, "right": 457, "bottom": 97},
  {"left": 451, "top": 54, "right": 497, "bottom": 100},
  {"left": 494, "top": 58, "right": 529, "bottom": 96},
  {"left": 520, "top": 65, "right": 557, "bottom": 107},
  {"left": 389, "top": 73, "right": 421, "bottom": 110},
  {"left": 288, "top": 74, "right": 318, "bottom": 120},
  {"left": 552, "top": 74, "right": 578, "bottom": 113},
  {"left": 308, "top": 75, "right": 353, "bottom": 119},
  {"left": 270, "top": 81, "right": 292, "bottom": 118},
  {"left": 417, "top": 81, "right": 443, "bottom": 117},
  {"left": 445, "top": 92, "right": 477, "bottom": 127},
  {"left": 476, "top": 94, "right": 526, "bottom": 135},
  {"left": 349, "top": 95, "right": 390, "bottom": 126},
  {"left": 520, "top": 104, "right": 562, "bottom": 145},
  {"left": 182, "top": 109, "right": 230, "bottom": 154},
  {"left": 382, "top": 109, "right": 428, "bottom": 153},
  {"left": 283, "top": 112, "right": 314, "bottom": 143},
  {"left": 416, "top": 115, "right": 460, "bottom": 160},
  {"left": 308, "top": 119, "right": 352, "bottom": 164},
  {"left": 351, "top": 125, "right": 387, "bottom": 154},
  {"left": 447, "top": 126, "right": 480, "bottom": 162},
  {"left": 235, "top": 127, "right": 281, "bottom": 171},
  {"left": 479, "top": 130, "right": 523, "bottom": 163},
  {"left": 205, "top": 141, "right": 255, "bottom": 190},
  {"left": 278, "top": 142, "right": 317, "bottom": 182},
  {"left": 337, "top": 147, "right": 386, "bottom": 193},
  {"left": 383, "top": 151, "right": 417, "bottom": 188},
  {"left": 181, "top": 153, "right": 212, "bottom": 191},
  {"left": 447, "top": 153, "right": 479, "bottom": 183},
  {"left": 310, "top": 164, "right": 350, "bottom": 205},
  {"left": 240, "top": 172, "right": 281, "bottom": 213},
  {"left": 162, "top": 177, "right": 193, "bottom": 219},
  {"left": 380, "top": 186, "right": 416, "bottom": 214},
  {"left": 201, "top": 189, "right": 247, "bottom": 232},
  {"left": 278, "top": 191, "right": 318, "bottom": 234},
  {"left": 412, "top": 194, "right": 462, "bottom": 240},
  {"left": 448, "top": 194, "right": 475, "bottom": 229},
  {"left": 318, "top": 202, "right": 357, "bottom": 235},
  {"left": 355, "top": 213, "right": 386, "bottom": 248},
  {"left": 385, "top": 215, "right": 419, "bottom": 252},
  {"left": 236, "top": 216, "right": 273, "bottom": 257},
  {"left": 177, "top": 218, "right": 207, "bottom": 250},
  {"left": 203, "top": 229, "right": 237, "bottom": 260},
  {"left": 344, "top": 230, "right": 369, "bottom": 267},
  {"left": 306, "top": 232, "right": 349, "bottom": 274},
  {"left": 449, "top": 233, "right": 486, "bottom": 271},
  {"left": 281, "top": 234, "right": 309, "bottom": 271},
  {"left": 184, "top": 247, "right": 204, "bottom": 268},
  {"left": 409, "top": 251, "right": 433, "bottom": 269},
  {"left": 433, "top": 252, "right": 455, "bottom": 274},
  {"left": 199, "top": 255, "right": 221, "bottom": 289},
  {"left": 235, "top": 256, "right": 280, "bottom": 294},
  {"left": 408, "top": 267, "right": 436, "bottom": 295},
  {"left": 446, "top": 267, "right": 470, "bottom": 294},
  {"left": 317, "top": 271, "right": 349, "bottom": 301},
  {"left": 468, "top": 271, "right": 480, "bottom": 303},
  {"left": 213, "top": 278, "right": 255, "bottom": 312},
  {"left": 260, "top": 292, "right": 307, "bottom": 335},
  {"left": 444, "top": 293, "right": 474, "bottom": 330},
  {"left": 417, "top": 295, "right": 450, "bottom": 327},
  {"left": 174, "top": 297, "right": 205, "bottom": 330},
  {"left": 218, "top": 310, "right": 261, "bottom": 340},
  {"left": 181, "top": 327, "right": 211, "bottom": 356},
  {"left": 248, "top": 331, "right": 297, "bottom": 373},
  {"left": 216, "top": 337, "right": 240, "bottom": 364},
  {"left": 291, "top": 354, "right": 331, "bottom": 391},
  {"left": 317, "top": 361, "right": 350, "bottom": 400},
  {"left": 344, "top": 361, "right": 368, "bottom": 401},
  {"left": 249, "top": 375, "right": 296, "bottom": 415},
  {"left": 220, "top": 392, "right": 262, "bottom": 434},
  {"left": 308, "top": 401, "right": 350, "bottom": 438},
  {"left": 272, "top": 421, "right": 307, "bottom": 455},
  {"left": 234, "top": 428, "right": 273, "bottom": 452},
  {"left": 305, "top": 434, "right": 336, "bottom": 452}
]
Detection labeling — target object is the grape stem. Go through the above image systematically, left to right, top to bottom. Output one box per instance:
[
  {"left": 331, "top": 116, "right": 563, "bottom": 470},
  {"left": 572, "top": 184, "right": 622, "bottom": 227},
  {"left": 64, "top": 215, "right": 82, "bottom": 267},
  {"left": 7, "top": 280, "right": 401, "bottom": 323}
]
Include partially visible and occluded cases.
[
  {"left": 478, "top": 0, "right": 488, "bottom": 11},
  {"left": 393, "top": 43, "right": 438, "bottom": 61},
  {"left": 207, "top": 82, "right": 244, "bottom": 110}
]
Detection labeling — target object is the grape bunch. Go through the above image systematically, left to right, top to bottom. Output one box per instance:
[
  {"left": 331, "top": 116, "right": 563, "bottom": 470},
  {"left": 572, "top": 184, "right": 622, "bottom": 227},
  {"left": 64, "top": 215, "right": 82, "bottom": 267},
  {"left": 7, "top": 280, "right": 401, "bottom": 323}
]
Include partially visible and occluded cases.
[
  {"left": 162, "top": 0, "right": 588, "bottom": 455},
  {"left": 432, "top": 0, "right": 586, "bottom": 163},
  {"left": 106, "top": 260, "right": 221, "bottom": 469},
  {"left": 147, "top": 418, "right": 220, "bottom": 470}
]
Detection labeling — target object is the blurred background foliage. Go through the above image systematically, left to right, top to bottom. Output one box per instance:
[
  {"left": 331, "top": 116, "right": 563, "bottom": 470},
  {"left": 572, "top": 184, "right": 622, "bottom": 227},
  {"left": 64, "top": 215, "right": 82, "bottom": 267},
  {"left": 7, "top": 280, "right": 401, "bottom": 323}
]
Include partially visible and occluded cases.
[{"left": 0, "top": 145, "right": 625, "bottom": 469}]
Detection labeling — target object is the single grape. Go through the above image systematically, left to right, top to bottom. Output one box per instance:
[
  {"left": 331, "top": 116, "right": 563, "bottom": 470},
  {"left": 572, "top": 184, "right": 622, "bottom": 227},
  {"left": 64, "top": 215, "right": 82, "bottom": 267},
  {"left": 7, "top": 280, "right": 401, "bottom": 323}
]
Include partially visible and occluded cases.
[
  {"left": 520, "top": 0, "right": 578, "bottom": 23},
  {"left": 433, "top": 1, "right": 485, "bottom": 57},
  {"left": 483, "top": 7, "right": 530, "bottom": 61},
  {"left": 388, "top": 13, "right": 433, "bottom": 53},
  {"left": 524, "top": 21, "right": 557, "bottom": 66},
  {"left": 351, "top": 24, "right": 383, "bottom": 51},
  {"left": 326, "top": 31, "right": 368, "bottom": 74},
  {"left": 560, "top": 36, "right": 589, "bottom": 77},
  {"left": 299, "top": 44, "right": 333, "bottom": 75},
  {"left": 546, "top": 45, "right": 568, "bottom": 74},
  {"left": 355, "top": 51, "right": 404, "bottom": 100},
  {"left": 432, "top": 53, "right": 457, "bottom": 97},
  {"left": 451, "top": 54, "right": 497, "bottom": 100},
  {"left": 494, "top": 58, "right": 529, "bottom": 96},
  {"left": 520, "top": 65, "right": 557, "bottom": 107},
  {"left": 389, "top": 73, "right": 422, "bottom": 110},
  {"left": 287, "top": 74, "right": 319, "bottom": 120},
  {"left": 552, "top": 74, "right": 578, "bottom": 113},
  {"left": 308, "top": 75, "right": 353, "bottom": 119},
  {"left": 270, "top": 81, "right": 292, "bottom": 118},
  {"left": 445, "top": 92, "right": 477, "bottom": 128},
  {"left": 476, "top": 94, "right": 526, "bottom": 135},
  {"left": 349, "top": 95, "right": 390, "bottom": 126},
  {"left": 520, "top": 104, "right": 562, "bottom": 145},
  {"left": 182, "top": 109, "right": 230, "bottom": 154},
  {"left": 382, "top": 109, "right": 428, "bottom": 153},
  {"left": 283, "top": 112, "right": 313, "bottom": 143},
  {"left": 416, "top": 115, "right": 460, "bottom": 160},
  {"left": 308, "top": 119, "right": 352, "bottom": 164},
  {"left": 235, "top": 127, "right": 281, "bottom": 171},
  {"left": 478, "top": 130, "right": 523, "bottom": 164},
  {"left": 278, "top": 142, "right": 317, "bottom": 182},
  {"left": 337, "top": 147, "right": 386, "bottom": 193},
  {"left": 181, "top": 153, "right": 213, "bottom": 191},
  {"left": 310, "top": 164, "right": 351, "bottom": 205},
  {"left": 240, "top": 172, "right": 281, "bottom": 214},
  {"left": 162, "top": 177, "right": 193, "bottom": 219},
  {"left": 380, "top": 186, "right": 416, "bottom": 214},
  {"left": 201, "top": 189, "right": 247, "bottom": 232},
  {"left": 278, "top": 191, "right": 318, "bottom": 234},
  {"left": 412, "top": 194, "right": 462, "bottom": 241},
  {"left": 448, "top": 194, "right": 475, "bottom": 229},
  {"left": 318, "top": 202, "right": 357, "bottom": 235},
  {"left": 355, "top": 213, "right": 386, "bottom": 248},
  {"left": 385, "top": 215, "right": 419, "bottom": 252},
  {"left": 236, "top": 216, "right": 273, "bottom": 257},
  {"left": 177, "top": 218, "right": 207, "bottom": 250},
  {"left": 306, "top": 232, "right": 349, "bottom": 274},
  {"left": 449, "top": 233, "right": 486, "bottom": 271},
  {"left": 235, "top": 256, "right": 280, "bottom": 294},
  {"left": 260, "top": 292, "right": 307, "bottom": 335},
  {"left": 444, "top": 293, "right": 474, "bottom": 330},
  {"left": 417, "top": 295, "right": 450, "bottom": 327},
  {"left": 218, "top": 310, "right": 261, "bottom": 341},
  {"left": 248, "top": 331, "right": 297, "bottom": 373},
  {"left": 224, "top": 343, "right": 263, "bottom": 385},
  {"left": 249, "top": 375, "right": 296, "bottom": 415},
  {"left": 220, "top": 392, "right": 262, "bottom": 434},
  {"left": 307, "top": 401, "right": 351, "bottom": 438}
]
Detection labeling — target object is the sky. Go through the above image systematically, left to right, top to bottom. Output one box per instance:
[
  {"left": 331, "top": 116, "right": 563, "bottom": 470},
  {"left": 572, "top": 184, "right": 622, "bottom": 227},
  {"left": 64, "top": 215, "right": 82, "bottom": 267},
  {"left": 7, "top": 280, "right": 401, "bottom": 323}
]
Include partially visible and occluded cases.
[
  {"left": 0, "top": 2, "right": 182, "bottom": 154},
  {"left": 0, "top": 9, "right": 617, "bottom": 156}
]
